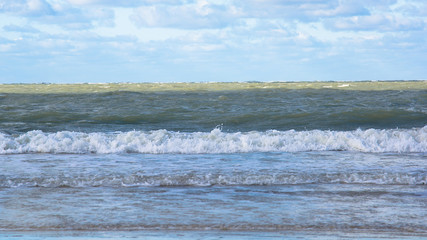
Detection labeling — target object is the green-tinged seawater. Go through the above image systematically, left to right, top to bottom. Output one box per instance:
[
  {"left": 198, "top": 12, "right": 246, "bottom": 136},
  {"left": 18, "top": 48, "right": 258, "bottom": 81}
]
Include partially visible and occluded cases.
[
  {"left": 0, "top": 81, "right": 426, "bottom": 239},
  {"left": 0, "top": 81, "right": 426, "bottom": 93},
  {"left": 0, "top": 81, "right": 426, "bottom": 133}
]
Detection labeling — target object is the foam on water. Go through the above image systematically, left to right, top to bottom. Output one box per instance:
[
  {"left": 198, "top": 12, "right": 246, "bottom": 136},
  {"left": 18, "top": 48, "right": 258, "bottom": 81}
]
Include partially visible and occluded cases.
[
  {"left": 0, "top": 126, "right": 426, "bottom": 154},
  {"left": 1, "top": 172, "right": 425, "bottom": 188}
]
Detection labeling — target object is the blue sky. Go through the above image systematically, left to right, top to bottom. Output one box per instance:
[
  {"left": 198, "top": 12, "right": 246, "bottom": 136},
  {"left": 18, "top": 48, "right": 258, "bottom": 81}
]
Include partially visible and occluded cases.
[{"left": 0, "top": 0, "right": 426, "bottom": 83}]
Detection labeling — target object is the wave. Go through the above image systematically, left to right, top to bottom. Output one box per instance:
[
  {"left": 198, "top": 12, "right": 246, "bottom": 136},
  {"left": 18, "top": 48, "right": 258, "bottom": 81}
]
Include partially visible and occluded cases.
[
  {"left": 2, "top": 87, "right": 426, "bottom": 133},
  {"left": 0, "top": 127, "right": 426, "bottom": 154},
  {"left": 1, "top": 172, "right": 425, "bottom": 187}
]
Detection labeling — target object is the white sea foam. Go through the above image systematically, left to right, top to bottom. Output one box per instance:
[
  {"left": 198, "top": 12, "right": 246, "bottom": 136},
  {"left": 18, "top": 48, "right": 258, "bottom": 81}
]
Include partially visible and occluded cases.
[
  {"left": 0, "top": 126, "right": 426, "bottom": 154},
  {"left": 1, "top": 172, "right": 425, "bottom": 188}
]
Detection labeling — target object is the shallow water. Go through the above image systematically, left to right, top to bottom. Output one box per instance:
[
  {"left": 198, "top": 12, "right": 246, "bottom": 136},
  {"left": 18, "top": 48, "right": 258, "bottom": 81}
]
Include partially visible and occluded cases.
[
  {"left": 0, "top": 82, "right": 426, "bottom": 238},
  {"left": 1, "top": 152, "right": 426, "bottom": 234},
  {"left": 2, "top": 231, "right": 426, "bottom": 240}
]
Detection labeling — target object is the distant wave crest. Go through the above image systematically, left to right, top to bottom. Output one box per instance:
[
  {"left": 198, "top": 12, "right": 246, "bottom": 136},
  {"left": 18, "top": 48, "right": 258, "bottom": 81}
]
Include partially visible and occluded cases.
[{"left": 0, "top": 127, "right": 426, "bottom": 154}]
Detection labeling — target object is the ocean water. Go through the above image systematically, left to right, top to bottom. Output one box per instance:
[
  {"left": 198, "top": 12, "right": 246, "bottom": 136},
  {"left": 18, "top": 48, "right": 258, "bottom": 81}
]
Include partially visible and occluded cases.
[{"left": 0, "top": 81, "right": 426, "bottom": 239}]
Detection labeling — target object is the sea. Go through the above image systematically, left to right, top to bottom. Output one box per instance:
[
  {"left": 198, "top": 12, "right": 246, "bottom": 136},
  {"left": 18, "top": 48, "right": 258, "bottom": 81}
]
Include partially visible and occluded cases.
[{"left": 0, "top": 81, "right": 426, "bottom": 239}]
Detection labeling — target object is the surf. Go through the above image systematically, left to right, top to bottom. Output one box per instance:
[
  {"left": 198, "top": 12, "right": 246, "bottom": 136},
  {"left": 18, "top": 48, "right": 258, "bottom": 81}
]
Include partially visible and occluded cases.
[{"left": 1, "top": 127, "right": 425, "bottom": 154}]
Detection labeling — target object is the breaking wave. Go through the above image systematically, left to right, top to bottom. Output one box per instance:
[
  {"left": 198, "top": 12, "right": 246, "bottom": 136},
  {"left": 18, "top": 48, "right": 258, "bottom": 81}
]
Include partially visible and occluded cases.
[{"left": 0, "top": 126, "right": 426, "bottom": 154}]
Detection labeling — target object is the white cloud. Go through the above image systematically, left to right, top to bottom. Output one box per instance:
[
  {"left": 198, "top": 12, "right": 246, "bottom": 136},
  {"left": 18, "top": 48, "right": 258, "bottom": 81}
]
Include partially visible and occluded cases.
[
  {"left": 0, "top": 0, "right": 54, "bottom": 16},
  {"left": 0, "top": 0, "right": 115, "bottom": 29},
  {"left": 1, "top": 0, "right": 427, "bottom": 83},
  {"left": 27, "top": 0, "right": 54, "bottom": 15},
  {"left": 66, "top": 0, "right": 191, "bottom": 7},
  {"left": 67, "top": 0, "right": 98, "bottom": 5},
  {"left": 231, "top": 0, "right": 370, "bottom": 22},
  {"left": 130, "top": 1, "right": 239, "bottom": 29},
  {"left": 308, "top": 1, "right": 370, "bottom": 17},
  {"left": 325, "top": 14, "right": 426, "bottom": 31},
  {"left": 3, "top": 24, "right": 40, "bottom": 33}
]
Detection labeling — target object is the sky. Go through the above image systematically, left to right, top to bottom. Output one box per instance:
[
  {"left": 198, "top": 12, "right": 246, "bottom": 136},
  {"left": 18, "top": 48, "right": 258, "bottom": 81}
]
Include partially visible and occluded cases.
[{"left": 0, "top": 0, "right": 426, "bottom": 83}]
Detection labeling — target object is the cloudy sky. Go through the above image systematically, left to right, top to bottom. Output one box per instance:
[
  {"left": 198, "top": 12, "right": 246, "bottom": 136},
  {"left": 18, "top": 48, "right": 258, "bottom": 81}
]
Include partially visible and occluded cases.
[{"left": 0, "top": 0, "right": 426, "bottom": 83}]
